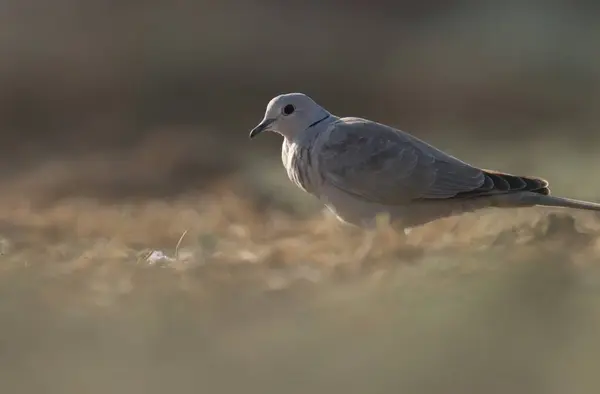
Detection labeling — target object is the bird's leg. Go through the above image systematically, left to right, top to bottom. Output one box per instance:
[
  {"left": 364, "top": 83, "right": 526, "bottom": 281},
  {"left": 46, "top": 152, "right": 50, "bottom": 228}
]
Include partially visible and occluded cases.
[
  {"left": 354, "top": 213, "right": 408, "bottom": 264},
  {"left": 353, "top": 228, "right": 377, "bottom": 262}
]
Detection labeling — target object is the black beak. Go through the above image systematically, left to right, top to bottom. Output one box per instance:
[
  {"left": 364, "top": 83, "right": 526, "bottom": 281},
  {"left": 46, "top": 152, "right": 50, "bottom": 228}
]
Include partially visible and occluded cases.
[{"left": 249, "top": 118, "right": 275, "bottom": 139}]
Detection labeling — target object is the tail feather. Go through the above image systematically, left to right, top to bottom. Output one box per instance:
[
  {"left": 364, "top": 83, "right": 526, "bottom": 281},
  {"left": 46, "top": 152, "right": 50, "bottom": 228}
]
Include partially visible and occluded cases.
[
  {"left": 456, "top": 170, "right": 550, "bottom": 198},
  {"left": 457, "top": 170, "right": 600, "bottom": 212},
  {"left": 519, "top": 194, "right": 600, "bottom": 212}
]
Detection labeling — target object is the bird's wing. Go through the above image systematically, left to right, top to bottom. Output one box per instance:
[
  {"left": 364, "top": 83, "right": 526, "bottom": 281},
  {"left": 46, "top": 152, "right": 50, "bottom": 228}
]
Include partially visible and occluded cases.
[{"left": 316, "top": 117, "right": 497, "bottom": 205}]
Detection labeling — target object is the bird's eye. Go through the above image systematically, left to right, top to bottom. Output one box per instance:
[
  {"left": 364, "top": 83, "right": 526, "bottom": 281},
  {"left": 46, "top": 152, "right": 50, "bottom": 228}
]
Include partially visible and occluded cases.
[{"left": 282, "top": 104, "right": 295, "bottom": 116}]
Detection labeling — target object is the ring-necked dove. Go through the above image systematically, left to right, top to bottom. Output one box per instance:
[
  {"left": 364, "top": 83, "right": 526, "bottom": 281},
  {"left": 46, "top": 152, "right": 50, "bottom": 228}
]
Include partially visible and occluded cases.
[{"left": 250, "top": 93, "right": 600, "bottom": 230}]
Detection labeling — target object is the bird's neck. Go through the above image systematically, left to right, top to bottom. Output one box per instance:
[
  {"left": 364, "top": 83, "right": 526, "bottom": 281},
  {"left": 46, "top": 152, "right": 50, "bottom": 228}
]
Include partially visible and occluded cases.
[{"left": 285, "top": 114, "right": 337, "bottom": 145}]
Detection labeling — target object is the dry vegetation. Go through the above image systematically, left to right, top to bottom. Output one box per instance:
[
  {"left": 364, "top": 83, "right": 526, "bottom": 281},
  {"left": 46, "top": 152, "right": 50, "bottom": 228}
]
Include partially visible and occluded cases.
[{"left": 2, "top": 159, "right": 600, "bottom": 394}]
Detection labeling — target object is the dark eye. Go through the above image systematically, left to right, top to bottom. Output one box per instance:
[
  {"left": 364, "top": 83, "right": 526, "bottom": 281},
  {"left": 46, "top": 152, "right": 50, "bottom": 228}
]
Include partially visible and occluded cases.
[{"left": 282, "top": 104, "right": 295, "bottom": 115}]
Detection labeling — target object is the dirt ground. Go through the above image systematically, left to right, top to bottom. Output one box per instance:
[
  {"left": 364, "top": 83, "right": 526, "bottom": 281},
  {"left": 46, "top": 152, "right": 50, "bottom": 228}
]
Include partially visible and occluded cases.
[{"left": 1, "top": 152, "right": 600, "bottom": 394}]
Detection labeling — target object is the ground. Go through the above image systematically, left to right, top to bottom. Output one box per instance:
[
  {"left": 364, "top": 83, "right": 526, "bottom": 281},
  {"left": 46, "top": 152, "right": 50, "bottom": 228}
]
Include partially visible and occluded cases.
[{"left": 1, "top": 162, "right": 600, "bottom": 394}]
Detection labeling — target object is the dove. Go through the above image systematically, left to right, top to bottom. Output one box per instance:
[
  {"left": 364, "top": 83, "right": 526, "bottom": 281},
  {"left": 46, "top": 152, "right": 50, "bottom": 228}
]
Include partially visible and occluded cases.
[{"left": 249, "top": 92, "right": 600, "bottom": 231}]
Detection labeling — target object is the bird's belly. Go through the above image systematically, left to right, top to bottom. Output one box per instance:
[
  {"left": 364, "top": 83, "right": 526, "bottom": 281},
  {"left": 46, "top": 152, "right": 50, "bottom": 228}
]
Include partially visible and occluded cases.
[
  {"left": 318, "top": 184, "right": 405, "bottom": 227},
  {"left": 319, "top": 184, "right": 489, "bottom": 230}
]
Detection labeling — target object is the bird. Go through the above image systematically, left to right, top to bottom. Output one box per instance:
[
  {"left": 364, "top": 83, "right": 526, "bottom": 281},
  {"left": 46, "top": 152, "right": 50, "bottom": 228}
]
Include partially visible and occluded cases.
[{"left": 249, "top": 92, "right": 600, "bottom": 232}]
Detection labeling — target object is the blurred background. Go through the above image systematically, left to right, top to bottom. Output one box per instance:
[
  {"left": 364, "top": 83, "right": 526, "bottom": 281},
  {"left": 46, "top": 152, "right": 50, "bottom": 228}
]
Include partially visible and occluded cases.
[
  {"left": 1, "top": 0, "right": 600, "bottom": 200},
  {"left": 1, "top": 1, "right": 600, "bottom": 393}
]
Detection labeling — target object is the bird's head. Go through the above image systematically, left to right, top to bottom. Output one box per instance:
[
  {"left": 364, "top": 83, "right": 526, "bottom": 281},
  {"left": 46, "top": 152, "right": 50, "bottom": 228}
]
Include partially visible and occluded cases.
[{"left": 249, "top": 93, "right": 331, "bottom": 140}]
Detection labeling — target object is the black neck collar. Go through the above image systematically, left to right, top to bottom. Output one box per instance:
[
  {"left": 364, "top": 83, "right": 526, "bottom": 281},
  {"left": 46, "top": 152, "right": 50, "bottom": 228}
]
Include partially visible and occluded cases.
[{"left": 307, "top": 114, "right": 330, "bottom": 129}]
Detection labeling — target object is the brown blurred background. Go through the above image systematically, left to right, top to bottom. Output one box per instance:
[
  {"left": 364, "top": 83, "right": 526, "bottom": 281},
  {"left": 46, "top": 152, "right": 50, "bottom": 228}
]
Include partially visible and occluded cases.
[
  {"left": 1, "top": 0, "right": 599, "bottom": 201},
  {"left": 2, "top": 1, "right": 600, "bottom": 393}
]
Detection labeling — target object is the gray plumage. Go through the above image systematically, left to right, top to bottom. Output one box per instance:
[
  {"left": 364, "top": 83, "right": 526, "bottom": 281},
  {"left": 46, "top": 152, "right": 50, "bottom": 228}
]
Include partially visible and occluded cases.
[{"left": 250, "top": 93, "right": 600, "bottom": 230}]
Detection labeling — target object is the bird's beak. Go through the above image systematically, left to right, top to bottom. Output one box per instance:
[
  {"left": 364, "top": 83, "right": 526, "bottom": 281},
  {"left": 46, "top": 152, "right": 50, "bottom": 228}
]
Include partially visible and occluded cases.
[{"left": 249, "top": 118, "right": 276, "bottom": 139}]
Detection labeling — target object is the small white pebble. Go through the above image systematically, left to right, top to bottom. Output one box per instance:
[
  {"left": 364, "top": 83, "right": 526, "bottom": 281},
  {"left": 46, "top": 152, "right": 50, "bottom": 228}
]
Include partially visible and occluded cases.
[{"left": 146, "top": 250, "right": 175, "bottom": 264}]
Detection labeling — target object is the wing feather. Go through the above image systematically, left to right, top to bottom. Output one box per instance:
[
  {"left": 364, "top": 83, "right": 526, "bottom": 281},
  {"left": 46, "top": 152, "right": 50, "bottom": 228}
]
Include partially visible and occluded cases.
[{"left": 317, "top": 118, "right": 487, "bottom": 205}]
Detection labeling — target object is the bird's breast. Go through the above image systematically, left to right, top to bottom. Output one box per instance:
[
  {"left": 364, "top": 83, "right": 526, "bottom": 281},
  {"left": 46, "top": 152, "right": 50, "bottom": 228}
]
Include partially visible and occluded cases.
[{"left": 282, "top": 140, "right": 318, "bottom": 195}]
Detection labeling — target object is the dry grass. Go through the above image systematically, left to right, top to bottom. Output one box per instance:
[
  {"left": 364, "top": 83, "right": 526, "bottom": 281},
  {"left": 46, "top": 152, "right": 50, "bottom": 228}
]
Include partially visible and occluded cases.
[
  {"left": 1, "top": 162, "right": 600, "bottom": 393},
  {"left": 2, "top": 177, "right": 598, "bottom": 300}
]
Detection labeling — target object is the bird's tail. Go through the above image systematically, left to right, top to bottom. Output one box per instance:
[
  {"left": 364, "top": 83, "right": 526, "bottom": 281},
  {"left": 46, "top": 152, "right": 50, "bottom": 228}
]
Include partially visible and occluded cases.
[
  {"left": 464, "top": 170, "right": 600, "bottom": 212},
  {"left": 513, "top": 193, "right": 600, "bottom": 212}
]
